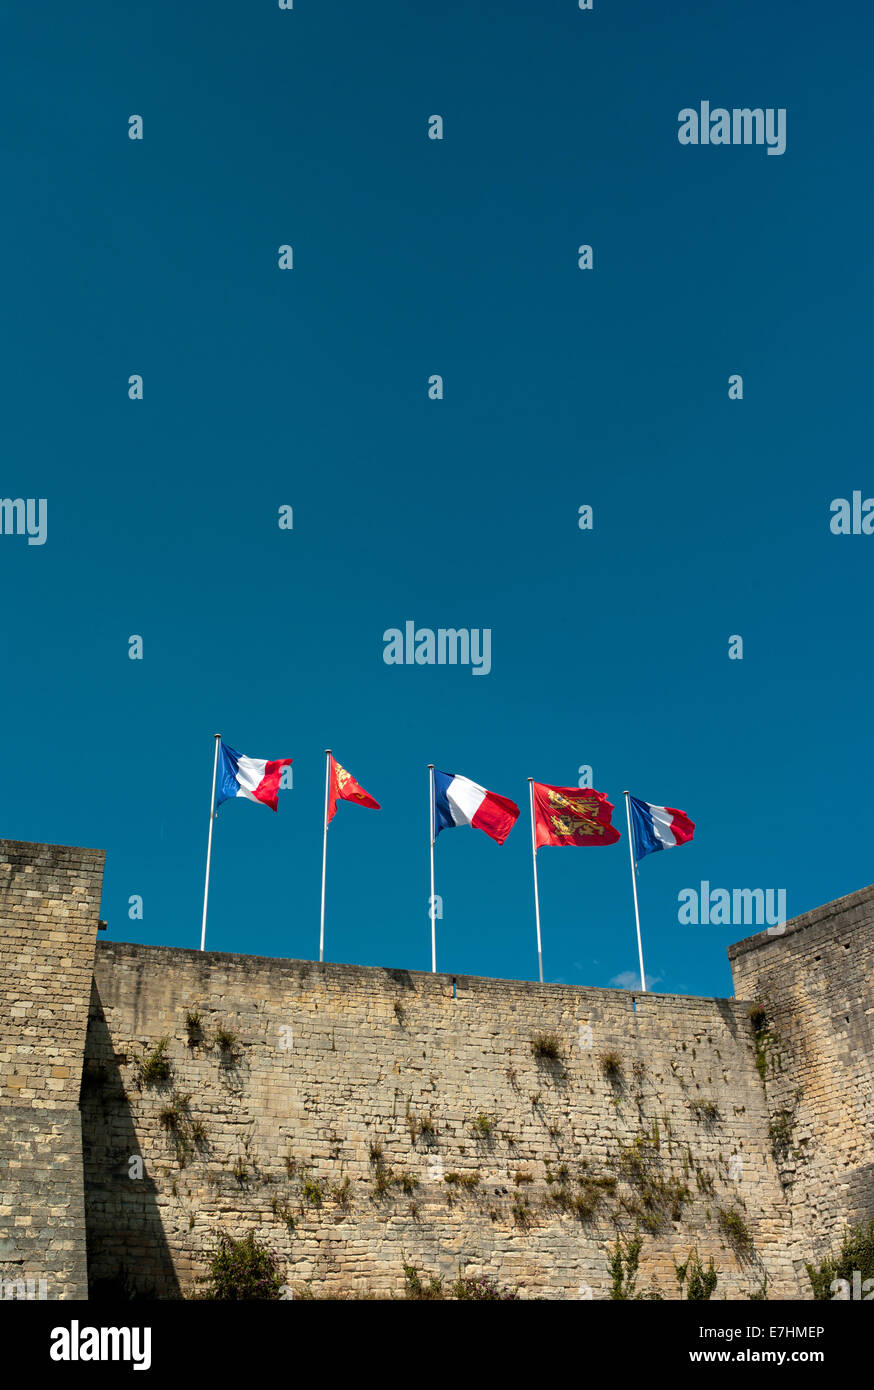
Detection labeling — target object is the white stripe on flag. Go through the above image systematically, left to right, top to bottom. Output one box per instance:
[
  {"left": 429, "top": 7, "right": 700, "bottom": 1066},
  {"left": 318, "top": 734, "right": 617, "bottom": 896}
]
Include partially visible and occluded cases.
[
  {"left": 234, "top": 755, "right": 268, "bottom": 802},
  {"left": 447, "top": 775, "right": 488, "bottom": 827},
  {"left": 649, "top": 803, "right": 677, "bottom": 848}
]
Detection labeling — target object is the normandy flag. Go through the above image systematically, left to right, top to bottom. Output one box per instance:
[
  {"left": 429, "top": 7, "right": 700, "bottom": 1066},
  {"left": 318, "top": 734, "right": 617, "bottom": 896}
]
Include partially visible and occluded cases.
[
  {"left": 320, "top": 750, "right": 380, "bottom": 965},
  {"left": 327, "top": 755, "right": 380, "bottom": 822},
  {"left": 527, "top": 780, "right": 620, "bottom": 984},
  {"left": 531, "top": 783, "right": 621, "bottom": 848}
]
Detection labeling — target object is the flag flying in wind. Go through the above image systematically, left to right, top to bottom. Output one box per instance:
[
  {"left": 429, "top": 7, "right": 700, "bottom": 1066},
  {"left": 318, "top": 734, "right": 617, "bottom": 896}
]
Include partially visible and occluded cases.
[
  {"left": 215, "top": 741, "right": 292, "bottom": 813},
  {"left": 327, "top": 755, "right": 380, "bottom": 822},
  {"left": 433, "top": 770, "right": 520, "bottom": 845},
  {"left": 532, "top": 783, "right": 621, "bottom": 847},
  {"left": 628, "top": 795, "right": 695, "bottom": 861}
]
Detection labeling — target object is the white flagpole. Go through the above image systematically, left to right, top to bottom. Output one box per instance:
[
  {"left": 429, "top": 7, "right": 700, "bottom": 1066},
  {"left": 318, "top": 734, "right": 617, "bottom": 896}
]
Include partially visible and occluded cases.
[
  {"left": 200, "top": 733, "right": 221, "bottom": 952},
  {"left": 319, "top": 749, "right": 331, "bottom": 963},
  {"left": 428, "top": 765, "right": 437, "bottom": 973},
  {"left": 527, "top": 778, "right": 544, "bottom": 983},
  {"left": 624, "top": 791, "right": 647, "bottom": 993}
]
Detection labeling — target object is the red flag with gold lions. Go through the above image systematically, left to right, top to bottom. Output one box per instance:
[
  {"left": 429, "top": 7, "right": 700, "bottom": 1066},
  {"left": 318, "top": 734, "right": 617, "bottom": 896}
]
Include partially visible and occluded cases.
[
  {"left": 328, "top": 755, "right": 381, "bottom": 823},
  {"left": 532, "top": 783, "right": 621, "bottom": 848}
]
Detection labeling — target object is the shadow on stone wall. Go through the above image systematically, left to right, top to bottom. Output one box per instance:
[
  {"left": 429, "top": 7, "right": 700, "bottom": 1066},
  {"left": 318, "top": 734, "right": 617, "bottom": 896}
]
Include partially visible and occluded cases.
[{"left": 81, "top": 979, "right": 181, "bottom": 1300}]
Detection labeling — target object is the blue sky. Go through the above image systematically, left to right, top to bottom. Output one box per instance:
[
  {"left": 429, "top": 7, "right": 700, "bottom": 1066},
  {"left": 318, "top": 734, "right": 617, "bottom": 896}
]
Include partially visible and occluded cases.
[{"left": 2, "top": 0, "right": 871, "bottom": 999}]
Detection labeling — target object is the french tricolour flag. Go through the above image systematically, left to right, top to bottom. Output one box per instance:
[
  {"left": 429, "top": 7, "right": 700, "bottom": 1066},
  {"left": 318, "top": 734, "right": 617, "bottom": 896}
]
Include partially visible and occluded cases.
[
  {"left": 216, "top": 741, "right": 292, "bottom": 813},
  {"left": 433, "top": 770, "right": 520, "bottom": 846},
  {"left": 628, "top": 794, "right": 695, "bottom": 862}
]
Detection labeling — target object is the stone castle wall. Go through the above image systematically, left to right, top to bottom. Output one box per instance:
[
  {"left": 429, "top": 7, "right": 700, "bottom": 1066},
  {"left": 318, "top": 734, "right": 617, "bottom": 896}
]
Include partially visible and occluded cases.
[
  {"left": 1, "top": 837, "right": 872, "bottom": 1300},
  {"left": 0, "top": 840, "right": 104, "bottom": 1300},
  {"left": 729, "top": 884, "right": 874, "bottom": 1268},
  {"left": 83, "top": 942, "right": 803, "bottom": 1299}
]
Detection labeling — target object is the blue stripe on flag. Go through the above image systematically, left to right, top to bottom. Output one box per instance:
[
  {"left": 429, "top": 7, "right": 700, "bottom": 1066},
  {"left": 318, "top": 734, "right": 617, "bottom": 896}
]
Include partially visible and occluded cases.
[
  {"left": 215, "top": 742, "right": 242, "bottom": 808},
  {"left": 433, "top": 769, "right": 458, "bottom": 835},
  {"left": 629, "top": 795, "right": 662, "bottom": 861}
]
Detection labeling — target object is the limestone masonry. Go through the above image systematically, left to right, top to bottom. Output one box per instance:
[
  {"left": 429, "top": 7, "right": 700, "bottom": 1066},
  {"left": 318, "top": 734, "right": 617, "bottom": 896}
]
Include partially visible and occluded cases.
[{"left": 1, "top": 839, "right": 872, "bottom": 1299}]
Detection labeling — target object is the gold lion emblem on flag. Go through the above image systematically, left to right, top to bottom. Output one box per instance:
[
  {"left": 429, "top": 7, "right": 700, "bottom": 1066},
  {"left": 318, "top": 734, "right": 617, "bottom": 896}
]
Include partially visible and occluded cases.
[{"left": 547, "top": 789, "right": 608, "bottom": 837}]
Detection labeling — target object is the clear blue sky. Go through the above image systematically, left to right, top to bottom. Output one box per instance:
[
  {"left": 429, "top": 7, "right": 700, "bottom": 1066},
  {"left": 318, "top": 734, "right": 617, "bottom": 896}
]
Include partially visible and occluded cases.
[{"left": 3, "top": 0, "right": 871, "bottom": 998}]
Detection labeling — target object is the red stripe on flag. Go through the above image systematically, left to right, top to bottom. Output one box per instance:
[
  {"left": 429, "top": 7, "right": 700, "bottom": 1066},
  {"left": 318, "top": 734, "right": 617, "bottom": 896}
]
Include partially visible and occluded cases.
[
  {"left": 251, "top": 759, "right": 293, "bottom": 812},
  {"left": 470, "top": 790, "right": 520, "bottom": 845},
  {"left": 666, "top": 806, "right": 695, "bottom": 846}
]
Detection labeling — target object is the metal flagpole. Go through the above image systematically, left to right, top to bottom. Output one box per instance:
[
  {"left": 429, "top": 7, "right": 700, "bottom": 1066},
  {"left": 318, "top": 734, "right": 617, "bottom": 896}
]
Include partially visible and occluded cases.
[
  {"left": 200, "top": 734, "right": 221, "bottom": 952},
  {"left": 319, "top": 750, "right": 331, "bottom": 963},
  {"left": 428, "top": 764, "right": 437, "bottom": 973},
  {"left": 527, "top": 778, "right": 544, "bottom": 983},
  {"left": 624, "top": 791, "right": 647, "bottom": 993}
]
